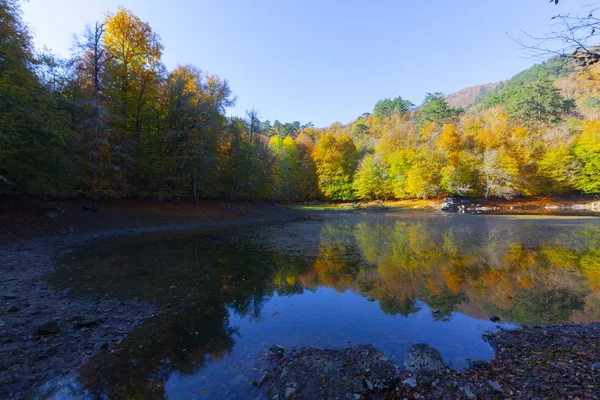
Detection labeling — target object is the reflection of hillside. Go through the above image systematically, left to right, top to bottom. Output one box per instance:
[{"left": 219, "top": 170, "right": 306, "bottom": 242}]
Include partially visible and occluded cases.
[{"left": 290, "top": 219, "right": 600, "bottom": 325}]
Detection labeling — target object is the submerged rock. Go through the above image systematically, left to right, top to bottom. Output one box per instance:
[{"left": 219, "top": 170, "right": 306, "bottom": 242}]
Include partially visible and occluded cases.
[
  {"left": 267, "top": 344, "right": 398, "bottom": 400},
  {"left": 269, "top": 344, "right": 285, "bottom": 358}
]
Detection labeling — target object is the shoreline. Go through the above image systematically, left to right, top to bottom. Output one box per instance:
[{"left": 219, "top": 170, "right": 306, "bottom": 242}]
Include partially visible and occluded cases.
[
  {"left": 291, "top": 194, "right": 600, "bottom": 215},
  {"left": 0, "top": 205, "right": 305, "bottom": 399},
  {"left": 393, "top": 322, "right": 600, "bottom": 399},
  {"left": 263, "top": 323, "right": 599, "bottom": 399}
]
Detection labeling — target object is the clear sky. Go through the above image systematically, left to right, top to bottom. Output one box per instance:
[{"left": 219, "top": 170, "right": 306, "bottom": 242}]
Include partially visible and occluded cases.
[{"left": 21, "top": 0, "right": 591, "bottom": 127}]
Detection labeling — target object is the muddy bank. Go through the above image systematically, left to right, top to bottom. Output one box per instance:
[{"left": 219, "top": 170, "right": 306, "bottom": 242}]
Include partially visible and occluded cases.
[
  {"left": 0, "top": 197, "right": 289, "bottom": 243},
  {"left": 0, "top": 204, "right": 304, "bottom": 399},
  {"left": 263, "top": 323, "right": 600, "bottom": 399}
]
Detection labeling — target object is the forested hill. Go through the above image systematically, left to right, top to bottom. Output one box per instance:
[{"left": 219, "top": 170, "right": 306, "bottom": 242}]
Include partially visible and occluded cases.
[
  {"left": 0, "top": 2, "right": 599, "bottom": 203},
  {"left": 446, "top": 55, "right": 600, "bottom": 119},
  {"left": 445, "top": 83, "right": 499, "bottom": 109}
]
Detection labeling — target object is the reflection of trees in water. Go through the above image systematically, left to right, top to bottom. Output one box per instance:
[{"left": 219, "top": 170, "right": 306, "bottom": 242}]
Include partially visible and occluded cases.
[
  {"left": 299, "top": 219, "right": 600, "bottom": 325},
  {"left": 58, "top": 220, "right": 600, "bottom": 398},
  {"left": 56, "top": 235, "right": 307, "bottom": 399},
  {"left": 378, "top": 295, "right": 419, "bottom": 317},
  {"left": 79, "top": 305, "right": 236, "bottom": 399}
]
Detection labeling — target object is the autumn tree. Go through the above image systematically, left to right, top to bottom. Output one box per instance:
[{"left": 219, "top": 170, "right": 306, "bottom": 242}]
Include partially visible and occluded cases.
[
  {"left": 104, "top": 8, "right": 164, "bottom": 195},
  {"left": 574, "top": 121, "right": 600, "bottom": 194},
  {"left": 295, "top": 133, "right": 320, "bottom": 200},
  {"left": 313, "top": 134, "right": 358, "bottom": 201},
  {"left": 481, "top": 149, "right": 520, "bottom": 199}
]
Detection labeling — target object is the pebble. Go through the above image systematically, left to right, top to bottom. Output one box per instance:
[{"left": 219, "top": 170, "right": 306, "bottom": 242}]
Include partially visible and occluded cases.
[
  {"left": 37, "top": 321, "right": 60, "bottom": 335},
  {"left": 402, "top": 377, "right": 418, "bottom": 388},
  {"left": 488, "top": 380, "right": 504, "bottom": 393},
  {"left": 460, "top": 383, "right": 476, "bottom": 399}
]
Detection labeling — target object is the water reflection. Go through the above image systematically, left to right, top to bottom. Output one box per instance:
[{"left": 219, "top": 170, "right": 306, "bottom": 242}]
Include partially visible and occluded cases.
[
  {"left": 50, "top": 212, "right": 600, "bottom": 399},
  {"left": 252, "top": 213, "right": 600, "bottom": 326}
]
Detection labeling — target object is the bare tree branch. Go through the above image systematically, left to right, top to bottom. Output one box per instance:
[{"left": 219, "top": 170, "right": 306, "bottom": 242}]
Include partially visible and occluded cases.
[{"left": 514, "top": 2, "right": 600, "bottom": 65}]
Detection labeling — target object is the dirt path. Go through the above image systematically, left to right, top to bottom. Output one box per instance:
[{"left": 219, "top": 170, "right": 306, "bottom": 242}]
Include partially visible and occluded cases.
[{"left": 0, "top": 200, "right": 304, "bottom": 399}]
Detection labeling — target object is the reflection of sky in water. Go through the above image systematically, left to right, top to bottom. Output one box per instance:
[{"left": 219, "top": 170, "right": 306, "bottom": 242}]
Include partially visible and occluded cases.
[
  {"left": 47, "top": 211, "right": 600, "bottom": 399},
  {"left": 166, "top": 289, "right": 506, "bottom": 400}
]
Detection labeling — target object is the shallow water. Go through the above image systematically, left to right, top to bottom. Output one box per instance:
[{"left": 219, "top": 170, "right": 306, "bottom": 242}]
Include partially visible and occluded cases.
[{"left": 50, "top": 211, "right": 600, "bottom": 399}]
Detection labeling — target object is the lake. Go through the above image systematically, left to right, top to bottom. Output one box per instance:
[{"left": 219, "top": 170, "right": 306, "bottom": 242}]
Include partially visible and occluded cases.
[{"left": 49, "top": 210, "right": 600, "bottom": 399}]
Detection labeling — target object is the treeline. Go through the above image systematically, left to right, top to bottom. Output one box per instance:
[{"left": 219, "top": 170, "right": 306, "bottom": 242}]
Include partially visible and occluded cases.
[
  {"left": 1, "top": 1, "right": 599, "bottom": 202},
  {"left": 0, "top": 3, "right": 300, "bottom": 202},
  {"left": 314, "top": 83, "right": 599, "bottom": 200}
]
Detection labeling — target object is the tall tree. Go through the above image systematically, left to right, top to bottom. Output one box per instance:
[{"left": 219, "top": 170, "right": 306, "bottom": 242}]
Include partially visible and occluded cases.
[
  {"left": 0, "top": 0, "right": 75, "bottom": 195},
  {"left": 104, "top": 7, "right": 164, "bottom": 195},
  {"left": 72, "top": 22, "right": 115, "bottom": 198},
  {"left": 487, "top": 78, "right": 575, "bottom": 125},
  {"left": 417, "top": 93, "right": 460, "bottom": 130},
  {"left": 373, "top": 96, "right": 414, "bottom": 119},
  {"left": 574, "top": 121, "right": 600, "bottom": 194},
  {"left": 313, "top": 134, "right": 358, "bottom": 201}
]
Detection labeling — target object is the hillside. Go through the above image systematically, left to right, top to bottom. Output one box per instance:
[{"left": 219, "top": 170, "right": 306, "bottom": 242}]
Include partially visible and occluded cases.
[
  {"left": 445, "top": 56, "right": 589, "bottom": 111},
  {"left": 445, "top": 83, "right": 499, "bottom": 109}
]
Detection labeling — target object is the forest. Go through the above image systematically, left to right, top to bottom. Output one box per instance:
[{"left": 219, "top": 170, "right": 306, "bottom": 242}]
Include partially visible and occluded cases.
[{"left": 1, "top": 1, "right": 599, "bottom": 203}]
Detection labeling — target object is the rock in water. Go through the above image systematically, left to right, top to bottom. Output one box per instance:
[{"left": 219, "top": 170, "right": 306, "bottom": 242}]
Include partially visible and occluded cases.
[
  {"left": 37, "top": 321, "right": 60, "bottom": 335},
  {"left": 267, "top": 344, "right": 398, "bottom": 400},
  {"left": 269, "top": 344, "right": 285, "bottom": 358},
  {"left": 403, "top": 344, "right": 445, "bottom": 374}
]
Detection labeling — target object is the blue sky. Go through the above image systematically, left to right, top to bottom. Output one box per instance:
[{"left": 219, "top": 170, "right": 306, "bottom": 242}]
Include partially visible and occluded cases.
[{"left": 22, "top": 0, "right": 591, "bottom": 127}]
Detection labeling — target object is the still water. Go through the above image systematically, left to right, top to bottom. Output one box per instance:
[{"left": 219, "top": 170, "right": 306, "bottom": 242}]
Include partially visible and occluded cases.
[{"left": 50, "top": 211, "right": 600, "bottom": 399}]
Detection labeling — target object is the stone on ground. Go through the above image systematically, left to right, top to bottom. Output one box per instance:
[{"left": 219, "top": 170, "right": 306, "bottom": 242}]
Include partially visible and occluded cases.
[{"left": 268, "top": 344, "right": 398, "bottom": 400}]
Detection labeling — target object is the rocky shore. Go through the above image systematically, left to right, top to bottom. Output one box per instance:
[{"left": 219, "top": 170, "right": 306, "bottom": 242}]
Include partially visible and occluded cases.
[
  {"left": 435, "top": 196, "right": 600, "bottom": 214},
  {"left": 0, "top": 202, "right": 304, "bottom": 399},
  {"left": 260, "top": 324, "right": 600, "bottom": 399}
]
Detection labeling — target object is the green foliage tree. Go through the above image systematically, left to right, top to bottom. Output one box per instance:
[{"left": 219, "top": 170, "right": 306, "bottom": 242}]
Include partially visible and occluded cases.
[
  {"left": 0, "top": 0, "right": 76, "bottom": 196},
  {"left": 487, "top": 78, "right": 575, "bottom": 125},
  {"left": 417, "top": 93, "right": 459, "bottom": 130},
  {"left": 373, "top": 96, "right": 414, "bottom": 119},
  {"left": 573, "top": 121, "right": 600, "bottom": 194},
  {"left": 269, "top": 136, "right": 303, "bottom": 201},
  {"left": 538, "top": 146, "right": 578, "bottom": 193},
  {"left": 353, "top": 154, "right": 391, "bottom": 200}
]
